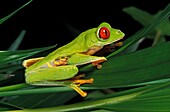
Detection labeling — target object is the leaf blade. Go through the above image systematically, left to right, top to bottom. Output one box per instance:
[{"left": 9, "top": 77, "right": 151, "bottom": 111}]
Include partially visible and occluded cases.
[
  {"left": 0, "top": 0, "right": 33, "bottom": 24},
  {"left": 86, "top": 42, "right": 170, "bottom": 88}
]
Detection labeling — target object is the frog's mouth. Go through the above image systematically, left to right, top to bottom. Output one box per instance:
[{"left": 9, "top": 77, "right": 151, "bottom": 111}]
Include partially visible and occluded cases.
[{"left": 106, "top": 36, "right": 124, "bottom": 45}]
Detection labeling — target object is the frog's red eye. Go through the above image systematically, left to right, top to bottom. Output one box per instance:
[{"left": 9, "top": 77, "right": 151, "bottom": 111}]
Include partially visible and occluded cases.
[{"left": 98, "top": 27, "right": 110, "bottom": 40}]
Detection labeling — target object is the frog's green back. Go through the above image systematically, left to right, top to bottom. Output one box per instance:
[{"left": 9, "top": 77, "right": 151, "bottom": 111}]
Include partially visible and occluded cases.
[{"left": 26, "top": 28, "right": 97, "bottom": 73}]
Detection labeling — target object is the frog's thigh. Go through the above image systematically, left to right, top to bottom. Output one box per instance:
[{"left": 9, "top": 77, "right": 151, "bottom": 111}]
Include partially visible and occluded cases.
[{"left": 26, "top": 65, "right": 78, "bottom": 83}]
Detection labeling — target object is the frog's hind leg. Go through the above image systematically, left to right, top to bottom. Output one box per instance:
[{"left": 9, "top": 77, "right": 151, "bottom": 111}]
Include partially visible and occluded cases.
[{"left": 26, "top": 65, "right": 94, "bottom": 97}]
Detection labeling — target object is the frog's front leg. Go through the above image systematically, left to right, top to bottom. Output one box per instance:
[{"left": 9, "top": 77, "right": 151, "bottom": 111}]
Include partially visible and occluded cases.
[
  {"left": 68, "top": 53, "right": 107, "bottom": 69},
  {"left": 26, "top": 65, "right": 93, "bottom": 97}
]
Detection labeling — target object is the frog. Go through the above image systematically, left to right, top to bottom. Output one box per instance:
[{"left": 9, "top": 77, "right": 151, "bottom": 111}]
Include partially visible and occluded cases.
[{"left": 22, "top": 22, "right": 125, "bottom": 97}]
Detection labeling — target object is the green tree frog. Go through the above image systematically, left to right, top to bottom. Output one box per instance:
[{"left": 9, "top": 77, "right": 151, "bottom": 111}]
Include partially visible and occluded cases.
[{"left": 22, "top": 22, "right": 125, "bottom": 97}]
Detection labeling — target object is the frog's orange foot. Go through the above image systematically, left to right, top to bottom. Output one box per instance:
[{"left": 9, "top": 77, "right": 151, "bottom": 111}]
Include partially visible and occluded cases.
[
  {"left": 71, "top": 74, "right": 94, "bottom": 85},
  {"left": 69, "top": 77, "right": 94, "bottom": 97},
  {"left": 72, "top": 78, "right": 94, "bottom": 86}
]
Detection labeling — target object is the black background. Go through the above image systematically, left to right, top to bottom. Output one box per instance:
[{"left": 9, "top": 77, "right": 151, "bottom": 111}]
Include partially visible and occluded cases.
[{"left": 0, "top": 0, "right": 169, "bottom": 50}]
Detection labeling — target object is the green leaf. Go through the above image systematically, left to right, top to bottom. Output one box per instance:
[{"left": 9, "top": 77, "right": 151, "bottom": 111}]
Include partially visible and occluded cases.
[
  {"left": 0, "top": 0, "right": 33, "bottom": 24},
  {"left": 123, "top": 4, "right": 170, "bottom": 46},
  {"left": 123, "top": 6, "right": 170, "bottom": 46},
  {"left": 123, "top": 6, "right": 170, "bottom": 36},
  {"left": 123, "top": 7, "right": 154, "bottom": 26},
  {"left": 157, "top": 15, "right": 170, "bottom": 36},
  {"left": 8, "top": 30, "right": 26, "bottom": 51},
  {"left": 85, "top": 42, "right": 170, "bottom": 88},
  {"left": 0, "top": 45, "right": 56, "bottom": 65},
  {"left": 0, "top": 63, "right": 22, "bottom": 73},
  {"left": 0, "top": 63, "right": 23, "bottom": 82},
  {"left": 0, "top": 74, "right": 13, "bottom": 82},
  {"left": 5, "top": 82, "right": 170, "bottom": 112},
  {"left": 102, "top": 83, "right": 170, "bottom": 112},
  {"left": 0, "top": 84, "right": 28, "bottom": 92},
  {"left": 0, "top": 86, "right": 72, "bottom": 97},
  {"left": 2, "top": 92, "right": 77, "bottom": 108},
  {"left": 0, "top": 101, "right": 19, "bottom": 111}
]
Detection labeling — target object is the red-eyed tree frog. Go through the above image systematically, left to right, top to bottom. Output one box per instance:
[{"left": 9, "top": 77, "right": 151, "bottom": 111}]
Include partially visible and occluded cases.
[{"left": 22, "top": 22, "right": 125, "bottom": 97}]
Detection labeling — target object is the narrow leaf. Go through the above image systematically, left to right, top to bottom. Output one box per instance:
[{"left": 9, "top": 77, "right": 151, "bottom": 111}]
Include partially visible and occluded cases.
[
  {"left": 0, "top": 0, "right": 33, "bottom": 24},
  {"left": 123, "top": 3, "right": 170, "bottom": 46},
  {"left": 123, "top": 7, "right": 153, "bottom": 26},
  {"left": 8, "top": 30, "right": 26, "bottom": 51},
  {"left": 0, "top": 45, "right": 56, "bottom": 65},
  {"left": 0, "top": 74, "right": 13, "bottom": 82},
  {"left": 6, "top": 82, "right": 170, "bottom": 112},
  {"left": 102, "top": 83, "right": 170, "bottom": 112},
  {"left": 3, "top": 92, "right": 77, "bottom": 108}
]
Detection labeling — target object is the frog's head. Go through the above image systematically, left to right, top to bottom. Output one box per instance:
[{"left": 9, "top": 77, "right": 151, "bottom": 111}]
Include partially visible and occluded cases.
[{"left": 85, "top": 22, "right": 125, "bottom": 48}]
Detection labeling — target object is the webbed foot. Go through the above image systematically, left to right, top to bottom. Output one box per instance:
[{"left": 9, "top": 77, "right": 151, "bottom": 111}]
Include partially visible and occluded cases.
[{"left": 68, "top": 74, "right": 94, "bottom": 97}]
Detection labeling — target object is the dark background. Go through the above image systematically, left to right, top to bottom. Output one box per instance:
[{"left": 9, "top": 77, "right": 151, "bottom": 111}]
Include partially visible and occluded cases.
[{"left": 0, "top": 0, "right": 169, "bottom": 50}]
